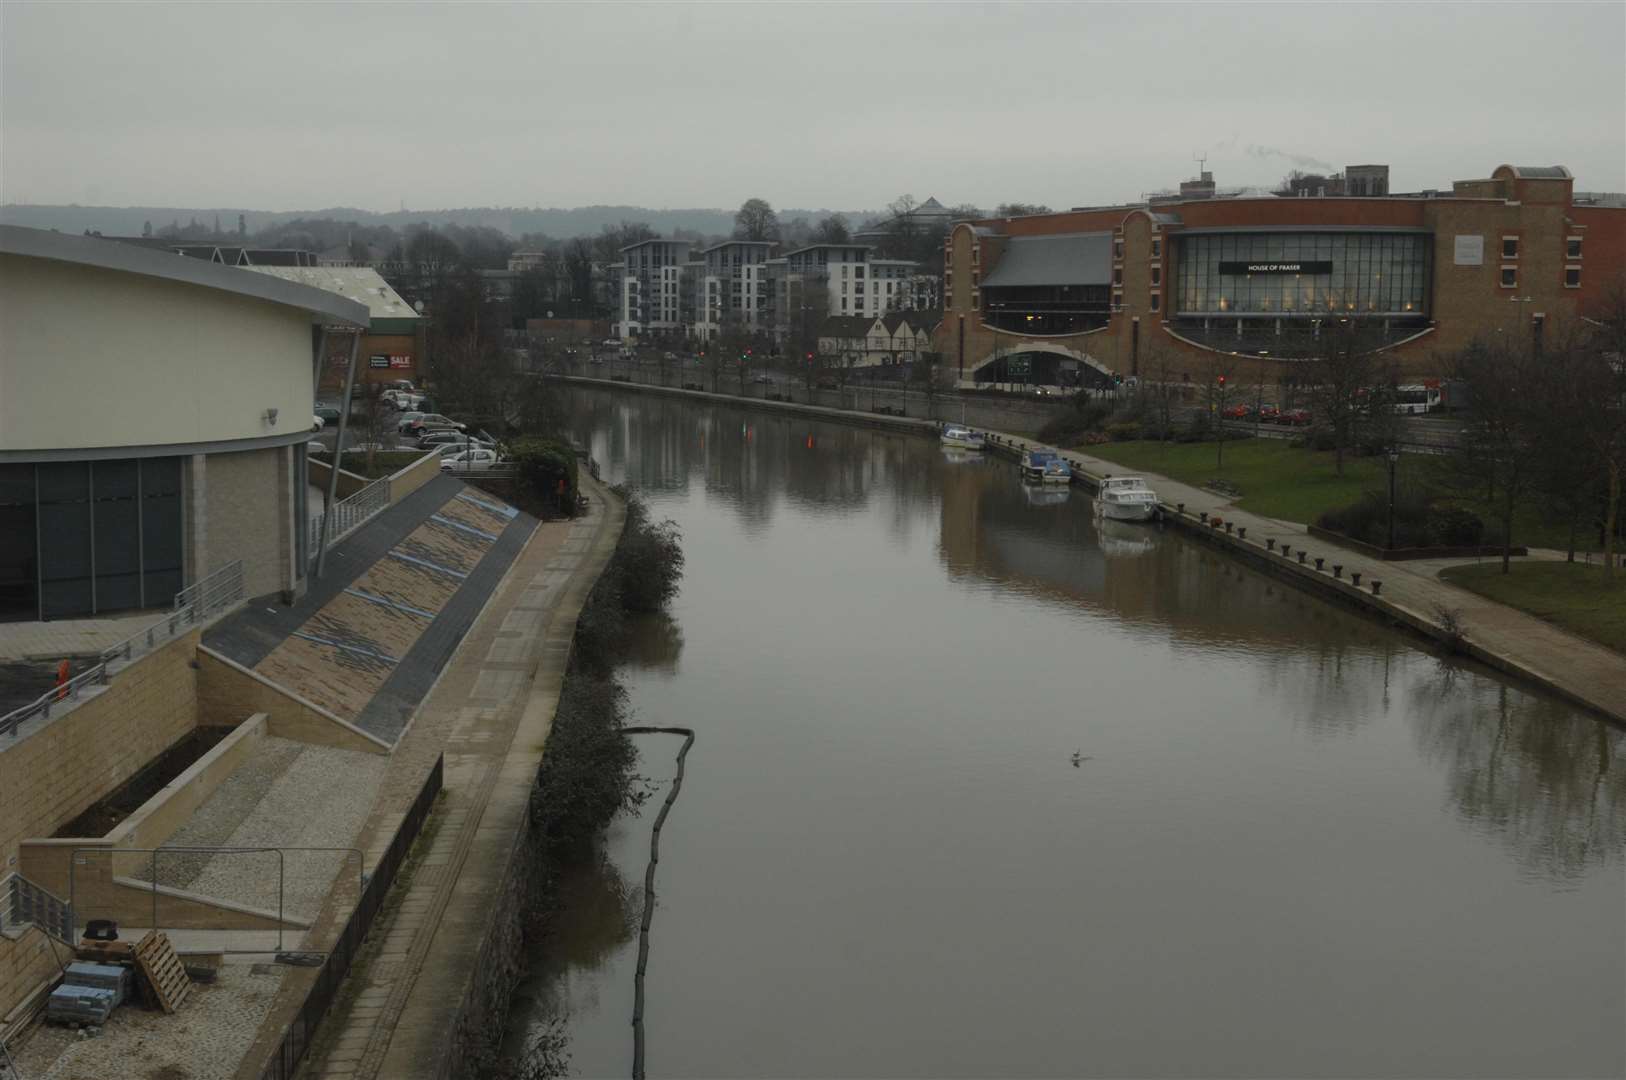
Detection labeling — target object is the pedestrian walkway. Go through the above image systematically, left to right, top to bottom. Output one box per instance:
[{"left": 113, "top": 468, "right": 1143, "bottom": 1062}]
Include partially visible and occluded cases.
[
  {"left": 993, "top": 433, "right": 1626, "bottom": 725},
  {"left": 235, "top": 478, "right": 622, "bottom": 1080}
]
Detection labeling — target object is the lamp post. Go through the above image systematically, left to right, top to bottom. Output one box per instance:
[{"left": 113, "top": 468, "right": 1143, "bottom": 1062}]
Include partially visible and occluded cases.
[{"left": 1386, "top": 447, "right": 1401, "bottom": 550}]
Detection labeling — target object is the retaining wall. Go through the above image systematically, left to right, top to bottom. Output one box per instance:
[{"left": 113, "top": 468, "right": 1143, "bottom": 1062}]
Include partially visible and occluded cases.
[
  {"left": 0, "top": 628, "right": 202, "bottom": 874},
  {"left": 196, "top": 648, "right": 390, "bottom": 755},
  {"left": 0, "top": 925, "right": 59, "bottom": 1034}
]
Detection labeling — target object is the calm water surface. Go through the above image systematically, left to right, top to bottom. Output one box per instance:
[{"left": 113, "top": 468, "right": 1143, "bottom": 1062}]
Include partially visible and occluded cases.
[{"left": 504, "top": 388, "right": 1625, "bottom": 1079}]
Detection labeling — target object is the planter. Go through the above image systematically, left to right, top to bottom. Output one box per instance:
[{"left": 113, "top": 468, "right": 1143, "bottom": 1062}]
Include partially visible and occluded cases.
[{"left": 1306, "top": 524, "right": 1528, "bottom": 562}]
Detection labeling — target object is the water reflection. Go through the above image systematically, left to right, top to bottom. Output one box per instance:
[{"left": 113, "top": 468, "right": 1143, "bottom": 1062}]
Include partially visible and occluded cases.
[
  {"left": 541, "top": 387, "right": 1625, "bottom": 1078},
  {"left": 1412, "top": 669, "right": 1626, "bottom": 883}
]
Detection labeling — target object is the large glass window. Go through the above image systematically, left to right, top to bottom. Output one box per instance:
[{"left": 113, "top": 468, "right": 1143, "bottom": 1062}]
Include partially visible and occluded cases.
[
  {"left": 1174, "top": 233, "right": 1430, "bottom": 318},
  {"left": 0, "top": 456, "right": 186, "bottom": 622}
]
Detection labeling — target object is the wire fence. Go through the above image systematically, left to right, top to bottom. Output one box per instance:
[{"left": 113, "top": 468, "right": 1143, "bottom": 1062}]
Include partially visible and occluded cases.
[
  {"left": 1, "top": 559, "right": 245, "bottom": 739},
  {"left": 255, "top": 753, "right": 443, "bottom": 1080}
]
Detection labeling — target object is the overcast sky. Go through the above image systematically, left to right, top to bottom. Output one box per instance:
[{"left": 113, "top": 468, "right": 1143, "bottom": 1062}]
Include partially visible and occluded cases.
[{"left": 3, "top": 1, "right": 1623, "bottom": 213}]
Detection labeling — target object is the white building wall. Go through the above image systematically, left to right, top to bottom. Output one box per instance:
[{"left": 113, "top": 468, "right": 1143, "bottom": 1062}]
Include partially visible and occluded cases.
[{"left": 0, "top": 256, "right": 314, "bottom": 452}]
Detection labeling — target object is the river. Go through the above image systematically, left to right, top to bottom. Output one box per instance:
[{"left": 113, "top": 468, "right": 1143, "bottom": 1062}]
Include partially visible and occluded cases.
[{"left": 502, "top": 386, "right": 1624, "bottom": 1079}]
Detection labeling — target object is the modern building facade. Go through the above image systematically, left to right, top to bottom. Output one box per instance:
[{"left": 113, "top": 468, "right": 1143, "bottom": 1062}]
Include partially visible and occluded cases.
[
  {"left": 938, "top": 163, "right": 1625, "bottom": 385},
  {"left": 0, "top": 226, "right": 369, "bottom": 621},
  {"left": 612, "top": 238, "right": 693, "bottom": 338},
  {"left": 692, "top": 240, "right": 774, "bottom": 340},
  {"left": 247, "top": 266, "right": 421, "bottom": 390}
]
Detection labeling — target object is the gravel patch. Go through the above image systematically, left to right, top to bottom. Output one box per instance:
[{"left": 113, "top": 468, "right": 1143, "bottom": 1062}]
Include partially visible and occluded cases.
[
  {"left": 127, "top": 736, "right": 386, "bottom": 921},
  {"left": 10, "top": 961, "right": 285, "bottom": 1080}
]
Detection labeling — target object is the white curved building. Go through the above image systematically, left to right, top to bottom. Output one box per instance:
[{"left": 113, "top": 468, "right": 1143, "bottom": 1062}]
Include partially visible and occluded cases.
[{"left": 0, "top": 226, "right": 370, "bottom": 620}]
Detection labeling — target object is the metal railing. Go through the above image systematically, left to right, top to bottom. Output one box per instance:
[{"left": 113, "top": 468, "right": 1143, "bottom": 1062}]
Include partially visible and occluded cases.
[
  {"left": 309, "top": 476, "right": 390, "bottom": 559},
  {"left": 0, "top": 560, "right": 245, "bottom": 739},
  {"left": 257, "top": 754, "right": 443, "bottom": 1080},
  {"left": 1, "top": 872, "right": 74, "bottom": 942}
]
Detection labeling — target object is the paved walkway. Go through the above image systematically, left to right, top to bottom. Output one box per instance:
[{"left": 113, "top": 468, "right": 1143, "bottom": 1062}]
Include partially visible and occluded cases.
[
  {"left": 989, "top": 433, "right": 1626, "bottom": 725},
  {"left": 241, "top": 478, "right": 622, "bottom": 1080}
]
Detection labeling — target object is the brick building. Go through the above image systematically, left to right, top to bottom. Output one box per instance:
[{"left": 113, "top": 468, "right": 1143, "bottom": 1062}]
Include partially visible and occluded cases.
[
  {"left": 937, "top": 163, "right": 1625, "bottom": 386},
  {"left": 247, "top": 266, "right": 421, "bottom": 391}
]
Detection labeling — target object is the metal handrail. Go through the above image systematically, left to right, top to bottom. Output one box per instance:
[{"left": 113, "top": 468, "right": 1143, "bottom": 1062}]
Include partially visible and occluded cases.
[
  {"left": 308, "top": 475, "right": 390, "bottom": 560},
  {"left": 0, "top": 560, "right": 245, "bottom": 739},
  {"left": 1, "top": 871, "right": 74, "bottom": 942}
]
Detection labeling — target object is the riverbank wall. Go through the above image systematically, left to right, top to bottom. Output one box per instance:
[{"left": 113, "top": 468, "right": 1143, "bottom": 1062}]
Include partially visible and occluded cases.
[
  {"left": 551, "top": 372, "right": 1066, "bottom": 434},
  {"left": 567, "top": 376, "right": 1625, "bottom": 728}
]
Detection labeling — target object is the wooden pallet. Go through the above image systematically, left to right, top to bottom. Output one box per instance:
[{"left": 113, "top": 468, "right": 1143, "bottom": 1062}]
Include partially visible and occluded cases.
[{"left": 132, "top": 931, "right": 190, "bottom": 1013}]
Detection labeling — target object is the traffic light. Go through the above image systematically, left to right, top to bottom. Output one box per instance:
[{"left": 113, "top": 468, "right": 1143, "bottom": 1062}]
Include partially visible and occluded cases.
[
  {"left": 1114, "top": 373, "right": 1123, "bottom": 385},
  {"left": 1217, "top": 374, "right": 1226, "bottom": 386}
]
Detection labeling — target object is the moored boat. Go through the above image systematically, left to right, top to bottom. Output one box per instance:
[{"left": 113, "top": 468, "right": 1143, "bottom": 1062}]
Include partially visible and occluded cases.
[
  {"left": 940, "top": 424, "right": 987, "bottom": 450},
  {"left": 1020, "top": 449, "right": 1072, "bottom": 484},
  {"left": 1096, "top": 476, "right": 1160, "bottom": 521}
]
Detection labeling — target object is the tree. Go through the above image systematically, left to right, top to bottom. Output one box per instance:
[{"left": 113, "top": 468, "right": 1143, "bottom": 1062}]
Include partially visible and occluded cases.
[
  {"left": 733, "top": 198, "right": 780, "bottom": 242},
  {"left": 994, "top": 202, "right": 1053, "bottom": 218},
  {"left": 237, "top": 213, "right": 246, "bottom": 237},
  {"left": 811, "top": 214, "right": 850, "bottom": 244},
  {"left": 141, "top": 220, "right": 152, "bottom": 238},
  {"left": 564, "top": 238, "right": 595, "bottom": 313},
  {"left": 1577, "top": 277, "right": 1626, "bottom": 576},
  {"left": 1297, "top": 319, "right": 1396, "bottom": 476},
  {"left": 1450, "top": 337, "right": 1545, "bottom": 573},
  {"left": 1143, "top": 347, "right": 1181, "bottom": 445},
  {"left": 912, "top": 350, "right": 950, "bottom": 420},
  {"left": 355, "top": 383, "right": 391, "bottom": 476}
]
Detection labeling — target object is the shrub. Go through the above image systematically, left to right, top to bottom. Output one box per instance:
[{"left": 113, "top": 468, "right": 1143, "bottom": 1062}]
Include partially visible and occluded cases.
[
  {"left": 1104, "top": 420, "right": 1143, "bottom": 441},
  {"left": 1304, "top": 427, "right": 1339, "bottom": 452},
  {"left": 510, "top": 437, "right": 579, "bottom": 516},
  {"left": 1316, "top": 490, "right": 1488, "bottom": 549},
  {"left": 615, "top": 492, "right": 685, "bottom": 614}
]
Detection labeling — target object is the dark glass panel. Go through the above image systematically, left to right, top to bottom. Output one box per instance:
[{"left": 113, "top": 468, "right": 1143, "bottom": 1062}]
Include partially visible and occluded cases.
[
  {"left": 141, "top": 457, "right": 184, "bottom": 606},
  {"left": 93, "top": 460, "right": 142, "bottom": 612},
  {"left": 38, "top": 462, "right": 92, "bottom": 617},
  {"left": 0, "top": 465, "right": 38, "bottom": 620}
]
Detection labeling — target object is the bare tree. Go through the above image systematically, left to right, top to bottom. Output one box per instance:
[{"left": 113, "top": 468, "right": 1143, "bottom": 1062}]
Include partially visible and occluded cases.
[
  {"left": 733, "top": 198, "right": 780, "bottom": 242},
  {"left": 994, "top": 202, "right": 1053, "bottom": 217},
  {"left": 811, "top": 214, "right": 850, "bottom": 244},
  {"left": 1578, "top": 278, "right": 1626, "bottom": 575},
  {"left": 1298, "top": 319, "right": 1396, "bottom": 476},
  {"left": 1450, "top": 337, "right": 1544, "bottom": 573},
  {"left": 1144, "top": 347, "right": 1181, "bottom": 446},
  {"left": 912, "top": 350, "right": 950, "bottom": 420},
  {"left": 355, "top": 383, "right": 391, "bottom": 476}
]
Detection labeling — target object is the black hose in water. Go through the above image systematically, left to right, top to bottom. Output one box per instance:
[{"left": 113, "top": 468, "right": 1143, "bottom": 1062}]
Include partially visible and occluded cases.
[{"left": 621, "top": 725, "right": 696, "bottom": 1080}]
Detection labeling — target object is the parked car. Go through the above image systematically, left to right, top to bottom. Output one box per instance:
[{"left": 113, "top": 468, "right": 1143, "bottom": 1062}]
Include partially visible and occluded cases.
[
  {"left": 601, "top": 338, "right": 620, "bottom": 348},
  {"left": 383, "top": 389, "right": 425, "bottom": 411},
  {"left": 1256, "top": 403, "right": 1280, "bottom": 422},
  {"left": 314, "top": 404, "right": 342, "bottom": 426},
  {"left": 1221, "top": 404, "right": 1250, "bottom": 419},
  {"left": 1279, "top": 408, "right": 1313, "bottom": 426},
  {"left": 397, "top": 411, "right": 427, "bottom": 432},
  {"left": 401, "top": 414, "right": 466, "bottom": 436},
  {"left": 418, "top": 429, "right": 484, "bottom": 448},
  {"left": 433, "top": 439, "right": 495, "bottom": 457},
  {"left": 440, "top": 448, "right": 501, "bottom": 471}
]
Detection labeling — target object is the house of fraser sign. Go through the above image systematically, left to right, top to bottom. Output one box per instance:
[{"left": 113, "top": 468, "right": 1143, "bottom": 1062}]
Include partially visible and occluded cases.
[{"left": 1217, "top": 261, "right": 1335, "bottom": 275}]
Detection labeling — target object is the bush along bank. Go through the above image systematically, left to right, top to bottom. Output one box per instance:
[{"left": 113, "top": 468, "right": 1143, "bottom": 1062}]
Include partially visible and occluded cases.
[{"left": 479, "top": 490, "right": 684, "bottom": 1080}]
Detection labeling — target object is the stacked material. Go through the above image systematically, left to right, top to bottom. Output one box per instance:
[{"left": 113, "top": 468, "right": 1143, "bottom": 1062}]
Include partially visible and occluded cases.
[
  {"left": 46, "top": 961, "right": 133, "bottom": 1025},
  {"left": 62, "top": 963, "right": 129, "bottom": 1006},
  {"left": 45, "top": 985, "right": 116, "bottom": 1026}
]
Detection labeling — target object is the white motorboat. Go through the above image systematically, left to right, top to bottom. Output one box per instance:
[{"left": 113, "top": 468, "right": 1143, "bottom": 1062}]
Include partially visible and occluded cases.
[
  {"left": 940, "top": 425, "right": 986, "bottom": 450},
  {"left": 1096, "top": 476, "right": 1160, "bottom": 521}
]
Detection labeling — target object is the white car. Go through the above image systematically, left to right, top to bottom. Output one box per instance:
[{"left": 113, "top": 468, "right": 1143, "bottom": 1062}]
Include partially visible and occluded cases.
[
  {"left": 433, "top": 439, "right": 495, "bottom": 457},
  {"left": 440, "top": 448, "right": 501, "bottom": 471}
]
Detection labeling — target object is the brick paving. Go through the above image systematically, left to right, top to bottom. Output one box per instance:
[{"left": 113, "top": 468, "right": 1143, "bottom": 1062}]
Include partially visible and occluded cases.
[{"left": 238, "top": 480, "right": 620, "bottom": 1080}]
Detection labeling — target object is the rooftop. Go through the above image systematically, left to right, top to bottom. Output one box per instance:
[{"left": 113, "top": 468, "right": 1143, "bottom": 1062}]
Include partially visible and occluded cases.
[
  {"left": 1, "top": 226, "right": 369, "bottom": 328},
  {"left": 244, "top": 265, "right": 418, "bottom": 321}
]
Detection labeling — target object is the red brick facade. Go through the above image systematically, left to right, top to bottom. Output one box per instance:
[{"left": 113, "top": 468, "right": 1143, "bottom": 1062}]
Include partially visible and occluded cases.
[{"left": 936, "top": 164, "right": 1624, "bottom": 384}]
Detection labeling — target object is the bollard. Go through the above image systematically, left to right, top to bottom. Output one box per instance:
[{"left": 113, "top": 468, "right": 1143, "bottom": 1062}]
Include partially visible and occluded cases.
[
  {"left": 1176, "top": 502, "right": 1185, "bottom": 515},
  {"left": 1199, "top": 511, "right": 1208, "bottom": 524},
  {"left": 1224, "top": 522, "right": 1234, "bottom": 534},
  {"left": 1238, "top": 527, "right": 1246, "bottom": 540},
  {"left": 1266, "top": 538, "right": 1275, "bottom": 551},
  {"left": 1281, "top": 544, "right": 1290, "bottom": 558},
  {"left": 1298, "top": 551, "right": 1307, "bottom": 564},
  {"left": 1315, "top": 557, "right": 1324, "bottom": 570},
  {"left": 1333, "top": 564, "right": 1343, "bottom": 579},
  {"left": 1351, "top": 572, "right": 1362, "bottom": 586},
  {"left": 1371, "top": 580, "right": 1382, "bottom": 595}
]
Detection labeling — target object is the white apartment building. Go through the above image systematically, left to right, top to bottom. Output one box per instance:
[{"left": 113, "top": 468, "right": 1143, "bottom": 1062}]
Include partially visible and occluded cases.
[
  {"left": 613, "top": 239, "right": 692, "bottom": 339},
  {"left": 692, "top": 240, "right": 774, "bottom": 341}
]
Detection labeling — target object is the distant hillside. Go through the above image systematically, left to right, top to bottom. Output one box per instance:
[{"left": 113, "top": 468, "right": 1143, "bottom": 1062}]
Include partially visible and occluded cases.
[{"left": 0, "top": 202, "right": 879, "bottom": 240}]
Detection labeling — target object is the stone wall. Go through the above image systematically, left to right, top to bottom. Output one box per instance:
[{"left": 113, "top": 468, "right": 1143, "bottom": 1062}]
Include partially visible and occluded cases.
[
  {"left": 203, "top": 445, "right": 293, "bottom": 599},
  {"left": 0, "top": 628, "right": 201, "bottom": 874},
  {"left": 195, "top": 647, "right": 389, "bottom": 755},
  {"left": 0, "top": 925, "right": 60, "bottom": 1027}
]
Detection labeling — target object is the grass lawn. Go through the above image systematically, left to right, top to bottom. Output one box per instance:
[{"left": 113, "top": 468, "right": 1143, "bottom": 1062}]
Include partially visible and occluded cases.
[
  {"left": 1082, "top": 438, "right": 1388, "bottom": 523},
  {"left": 1439, "top": 561, "right": 1626, "bottom": 655}
]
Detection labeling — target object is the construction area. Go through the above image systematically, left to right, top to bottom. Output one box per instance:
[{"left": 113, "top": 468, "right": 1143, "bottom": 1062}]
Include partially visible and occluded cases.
[{"left": 0, "top": 458, "right": 618, "bottom": 1080}]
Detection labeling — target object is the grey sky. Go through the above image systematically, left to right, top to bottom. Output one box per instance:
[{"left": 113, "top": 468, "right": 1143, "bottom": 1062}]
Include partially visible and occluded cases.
[{"left": 3, "top": 1, "right": 1623, "bottom": 214}]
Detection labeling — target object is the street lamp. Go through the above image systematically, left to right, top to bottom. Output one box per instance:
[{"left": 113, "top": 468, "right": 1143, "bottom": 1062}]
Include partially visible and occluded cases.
[{"left": 1386, "top": 447, "right": 1401, "bottom": 550}]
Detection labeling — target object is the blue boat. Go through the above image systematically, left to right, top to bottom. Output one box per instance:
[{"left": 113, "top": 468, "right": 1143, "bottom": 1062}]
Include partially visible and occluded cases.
[{"left": 1021, "top": 449, "right": 1073, "bottom": 485}]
